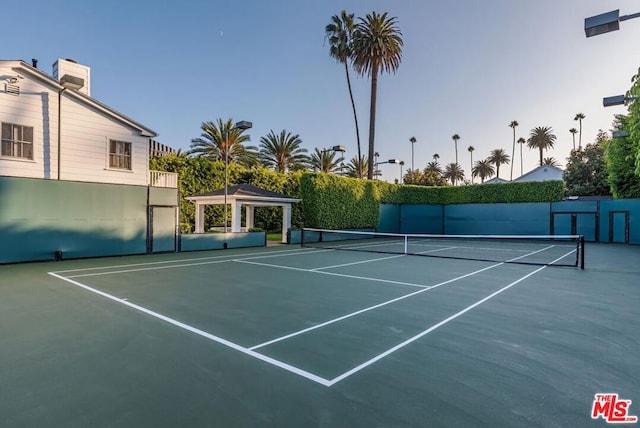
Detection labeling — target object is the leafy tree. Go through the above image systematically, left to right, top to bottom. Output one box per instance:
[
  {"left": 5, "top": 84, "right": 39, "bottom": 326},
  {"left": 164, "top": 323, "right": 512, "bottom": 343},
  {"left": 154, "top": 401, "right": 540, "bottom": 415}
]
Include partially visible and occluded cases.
[
  {"left": 326, "top": 11, "right": 362, "bottom": 174},
  {"left": 352, "top": 11, "right": 403, "bottom": 179},
  {"left": 628, "top": 68, "right": 640, "bottom": 176},
  {"left": 574, "top": 113, "right": 586, "bottom": 150},
  {"left": 606, "top": 114, "right": 640, "bottom": 198},
  {"left": 189, "top": 118, "right": 258, "bottom": 167},
  {"left": 509, "top": 120, "right": 518, "bottom": 180},
  {"left": 527, "top": 126, "right": 556, "bottom": 166},
  {"left": 259, "top": 130, "right": 309, "bottom": 172},
  {"left": 564, "top": 130, "right": 610, "bottom": 196},
  {"left": 309, "top": 148, "right": 341, "bottom": 173},
  {"left": 488, "top": 148, "right": 510, "bottom": 179},
  {"left": 472, "top": 159, "right": 495, "bottom": 183},
  {"left": 443, "top": 162, "right": 464, "bottom": 185}
]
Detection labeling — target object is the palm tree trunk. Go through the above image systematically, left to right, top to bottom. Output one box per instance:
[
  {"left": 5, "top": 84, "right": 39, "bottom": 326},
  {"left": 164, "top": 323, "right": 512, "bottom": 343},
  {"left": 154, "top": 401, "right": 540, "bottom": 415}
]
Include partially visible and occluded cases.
[
  {"left": 344, "top": 62, "right": 362, "bottom": 177},
  {"left": 366, "top": 62, "right": 379, "bottom": 180},
  {"left": 578, "top": 120, "right": 582, "bottom": 150},
  {"left": 510, "top": 128, "right": 515, "bottom": 181},
  {"left": 520, "top": 144, "right": 523, "bottom": 176},
  {"left": 539, "top": 147, "right": 543, "bottom": 166},
  {"left": 470, "top": 152, "right": 473, "bottom": 184}
]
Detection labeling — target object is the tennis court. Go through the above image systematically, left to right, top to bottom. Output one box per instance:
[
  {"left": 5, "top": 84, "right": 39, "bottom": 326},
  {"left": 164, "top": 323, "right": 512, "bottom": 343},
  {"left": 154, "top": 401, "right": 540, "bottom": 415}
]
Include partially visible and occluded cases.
[{"left": 1, "top": 234, "right": 639, "bottom": 427}]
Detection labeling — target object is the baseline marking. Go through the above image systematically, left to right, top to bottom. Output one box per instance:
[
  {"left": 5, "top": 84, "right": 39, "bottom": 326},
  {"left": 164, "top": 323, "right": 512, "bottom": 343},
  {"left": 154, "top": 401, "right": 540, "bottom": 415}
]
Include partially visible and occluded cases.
[{"left": 47, "top": 272, "right": 332, "bottom": 386}]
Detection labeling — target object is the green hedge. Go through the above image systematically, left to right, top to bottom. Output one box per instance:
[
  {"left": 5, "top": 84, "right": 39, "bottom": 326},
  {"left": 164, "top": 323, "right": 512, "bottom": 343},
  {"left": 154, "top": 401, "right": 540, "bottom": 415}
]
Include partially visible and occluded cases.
[
  {"left": 150, "top": 156, "right": 565, "bottom": 231},
  {"left": 299, "top": 173, "right": 380, "bottom": 229},
  {"left": 380, "top": 180, "right": 565, "bottom": 205}
]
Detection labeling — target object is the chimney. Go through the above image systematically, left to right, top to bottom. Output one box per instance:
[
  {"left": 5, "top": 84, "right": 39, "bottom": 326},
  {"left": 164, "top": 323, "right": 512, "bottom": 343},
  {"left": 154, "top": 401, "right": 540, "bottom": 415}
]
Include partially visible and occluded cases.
[
  {"left": 32, "top": 58, "right": 38, "bottom": 68},
  {"left": 52, "top": 58, "right": 91, "bottom": 96}
]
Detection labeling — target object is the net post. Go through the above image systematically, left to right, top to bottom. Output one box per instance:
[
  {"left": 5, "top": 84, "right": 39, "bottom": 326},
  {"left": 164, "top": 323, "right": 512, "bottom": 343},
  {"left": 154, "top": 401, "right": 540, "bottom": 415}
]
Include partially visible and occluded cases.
[
  {"left": 301, "top": 228, "right": 305, "bottom": 248},
  {"left": 404, "top": 235, "right": 408, "bottom": 255},
  {"left": 580, "top": 235, "right": 585, "bottom": 270}
]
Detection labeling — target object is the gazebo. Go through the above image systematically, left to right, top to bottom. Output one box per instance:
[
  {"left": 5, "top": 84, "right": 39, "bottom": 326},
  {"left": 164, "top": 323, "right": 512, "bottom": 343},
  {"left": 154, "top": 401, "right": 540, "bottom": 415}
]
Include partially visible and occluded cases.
[{"left": 185, "top": 184, "right": 301, "bottom": 243}]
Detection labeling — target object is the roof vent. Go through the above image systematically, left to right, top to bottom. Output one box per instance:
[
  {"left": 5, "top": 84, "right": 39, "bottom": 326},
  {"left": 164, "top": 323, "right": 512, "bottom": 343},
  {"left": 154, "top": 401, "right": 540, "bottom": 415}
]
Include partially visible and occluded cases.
[
  {"left": 60, "top": 74, "right": 84, "bottom": 90},
  {"left": 5, "top": 83, "right": 20, "bottom": 96}
]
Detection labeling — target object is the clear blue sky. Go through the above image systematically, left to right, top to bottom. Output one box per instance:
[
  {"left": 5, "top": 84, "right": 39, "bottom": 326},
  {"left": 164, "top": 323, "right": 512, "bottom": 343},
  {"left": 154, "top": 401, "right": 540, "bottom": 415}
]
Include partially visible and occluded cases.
[{"left": 7, "top": 0, "right": 640, "bottom": 181}]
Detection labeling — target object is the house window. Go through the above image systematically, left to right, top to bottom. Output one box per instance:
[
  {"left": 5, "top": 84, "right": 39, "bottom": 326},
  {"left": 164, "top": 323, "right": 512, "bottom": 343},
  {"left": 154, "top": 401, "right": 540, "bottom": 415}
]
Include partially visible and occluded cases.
[
  {"left": 1, "top": 123, "right": 34, "bottom": 160},
  {"left": 109, "top": 140, "right": 132, "bottom": 170}
]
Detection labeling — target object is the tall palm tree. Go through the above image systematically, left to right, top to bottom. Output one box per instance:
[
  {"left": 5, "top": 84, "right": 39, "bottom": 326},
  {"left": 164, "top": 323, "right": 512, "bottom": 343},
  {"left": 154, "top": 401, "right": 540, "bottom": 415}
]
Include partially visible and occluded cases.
[
  {"left": 326, "top": 11, "right": 362, "bottom": 176},
  {"left": 352, "top": 11, "right": 403, "bottom": 179},
  {"left": 574, "top": 113, "right": 586, "bottom": 149},
  {"left": 189, "top": 118, "right": 258, "bottom": 166},
  {"left": 509, "top": 120, "right": 518, "bottom": 180},
  {"left": 527, "top": 126, "right": 557, "bottom": 166},
  {"left": 569, "top": 128, "right": 578, "bottom": 151},
  {"left": 258, "top": 130, "right": 309, "bottom": 172},
  {"left": 451, "top": 134, "right": 460, "bottom": 165},
  {"left": 409, "top": 136, "right": 416, "bottom": 171},
  {"left": 517, "top": 137, "right": 526, "bottom": 176},
  {"left": 467, "top": 145, "right": 475, "bottom": 183},
  {"left": 309, "top": 148, "right": 341, "bottom": 173},
  {"left": 488, "top": 148, "right": 510, "bottom": 179},
  {"left": 345, "top": 155, "right": 368, "bottom": 178},
  {"left": 542, "top": 157, "right": 560, "bottom": 167},
  {"left": 472, "top": 159, "right": 495, "bottom": 183},
  {"left": 443, "top": 162, "right": 464, "bottom": 185}
]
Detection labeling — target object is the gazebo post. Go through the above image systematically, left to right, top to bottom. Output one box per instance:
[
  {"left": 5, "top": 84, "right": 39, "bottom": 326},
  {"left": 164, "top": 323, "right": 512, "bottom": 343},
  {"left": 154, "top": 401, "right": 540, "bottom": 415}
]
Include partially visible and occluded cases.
[
  {"left": 231, "top": 201, "right": 242, "bottom": 233},
  {"left": 195, "top": 202, "right": 205, "bottom": 233},
  {"left": 281, "top": 204, "right": 291, "bottom": 243},
  {"left": 246, "top": 205, "right": 255, "bottom": 230}
]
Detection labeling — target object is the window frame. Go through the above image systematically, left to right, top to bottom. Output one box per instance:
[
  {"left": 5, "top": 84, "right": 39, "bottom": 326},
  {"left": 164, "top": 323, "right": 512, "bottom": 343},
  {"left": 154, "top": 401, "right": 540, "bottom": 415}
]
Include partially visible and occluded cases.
[
  {"left": 1, "top": 122, "right": 35, "bottom": 161},
  {"left": 107, "top": 139, "right": 133, "bottom": 171}
]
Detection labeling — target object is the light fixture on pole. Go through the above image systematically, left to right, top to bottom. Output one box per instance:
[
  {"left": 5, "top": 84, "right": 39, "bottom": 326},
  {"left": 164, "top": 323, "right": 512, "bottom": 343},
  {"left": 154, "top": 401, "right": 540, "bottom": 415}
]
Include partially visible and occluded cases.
[
  {"left": 585, "top": 9, "right": 640, "bottom": 37},
  {"left": 603, "top": 94, "right": 639, "bottom": 107},
  {"left": 224, "top": 120, "right": 252, "bottom": 233},
  {"left": 409, "top": 136, "right": 416, "bottom": 172},
  {"left": 321, "top": 145, "right": 346, "bottom": 174},
  {"left": 376, "top": 158, "right": 400, "bottom": 181}
]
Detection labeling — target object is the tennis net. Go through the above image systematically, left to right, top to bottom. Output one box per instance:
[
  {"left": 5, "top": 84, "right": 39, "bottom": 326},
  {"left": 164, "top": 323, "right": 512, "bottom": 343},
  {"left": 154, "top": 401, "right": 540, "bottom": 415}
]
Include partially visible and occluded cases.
[{"left": 301, "top": 228, "right": 585, "bottom": 269}]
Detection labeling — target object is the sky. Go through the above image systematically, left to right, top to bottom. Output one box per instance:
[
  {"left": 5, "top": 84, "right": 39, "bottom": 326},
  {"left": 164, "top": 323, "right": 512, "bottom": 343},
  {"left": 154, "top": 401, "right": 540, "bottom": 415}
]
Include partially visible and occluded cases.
[{"left": 6, "top": 0, "right": 640, "bottom": 182}]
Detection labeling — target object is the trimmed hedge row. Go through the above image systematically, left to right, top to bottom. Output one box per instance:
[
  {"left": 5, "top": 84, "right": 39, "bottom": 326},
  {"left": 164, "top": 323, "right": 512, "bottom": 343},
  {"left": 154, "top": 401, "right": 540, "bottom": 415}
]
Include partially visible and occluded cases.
[
  {"left": 150, "top": 156, "right": 564, "bottom": 230},
  {"left": 300, "top": 173, "right": 380, "bottom": 229},
  {"left": 379, "top": 180, "right": 565, "bottom": 205}
]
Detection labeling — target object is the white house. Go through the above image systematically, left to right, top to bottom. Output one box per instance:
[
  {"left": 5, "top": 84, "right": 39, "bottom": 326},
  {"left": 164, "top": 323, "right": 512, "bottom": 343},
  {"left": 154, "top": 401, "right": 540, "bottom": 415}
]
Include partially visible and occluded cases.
[
  {"left": 1, "top": 58, "right": 156, "bottom": 185},
  {"left": 514, "top": 165, "right": 564, "bottom": 182}
]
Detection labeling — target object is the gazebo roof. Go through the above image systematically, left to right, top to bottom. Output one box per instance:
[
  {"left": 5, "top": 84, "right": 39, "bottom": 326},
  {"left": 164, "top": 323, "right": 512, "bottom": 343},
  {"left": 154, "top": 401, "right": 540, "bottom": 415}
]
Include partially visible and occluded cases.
[{"left": 186, "top": 183, "right": 300, "bottom": 203}]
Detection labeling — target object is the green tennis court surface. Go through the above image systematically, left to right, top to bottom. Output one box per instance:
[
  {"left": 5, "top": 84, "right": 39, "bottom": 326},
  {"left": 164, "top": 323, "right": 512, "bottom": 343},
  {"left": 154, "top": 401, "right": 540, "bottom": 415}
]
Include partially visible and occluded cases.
[{"left": 1, "top": 243, "right": 639, "bottom": 427}]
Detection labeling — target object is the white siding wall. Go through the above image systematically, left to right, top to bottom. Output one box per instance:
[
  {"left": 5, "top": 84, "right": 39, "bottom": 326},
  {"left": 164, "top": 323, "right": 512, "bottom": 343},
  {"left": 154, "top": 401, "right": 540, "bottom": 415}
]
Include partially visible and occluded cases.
[{"left": 0, "top": 64, "right": 149, "bottom": 185}]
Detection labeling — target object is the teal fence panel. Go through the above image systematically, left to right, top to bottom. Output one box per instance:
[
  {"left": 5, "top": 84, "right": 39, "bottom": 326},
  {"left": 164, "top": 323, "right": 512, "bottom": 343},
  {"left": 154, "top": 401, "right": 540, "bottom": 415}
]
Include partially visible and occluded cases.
[
  {"left": 0, "top": 177, "right": 147, "bottom": 263},
  {"left": 600, "top": 199, "right": 640, "bottom": 244},
  {"left": 445, "top": 203, "right": 551, "bottom": 235},
  {"left": 378, "top": 204, "right": 400, "bottom": 233},
  {"left": 400, "top": 204, "right": 443, "bottom": 234},
  {"left": 151, "top": 207, "right": 176, "bottom": 252},
  {"left": 180, "top": 232, "right": 266, "bottom": 252}
]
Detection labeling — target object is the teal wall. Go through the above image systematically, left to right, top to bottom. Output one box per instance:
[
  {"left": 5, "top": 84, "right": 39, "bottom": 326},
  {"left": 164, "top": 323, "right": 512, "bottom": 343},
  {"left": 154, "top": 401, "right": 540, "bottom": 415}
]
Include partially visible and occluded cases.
[
  {"left": 0, "top": 176, "right": 148, "bottom": 263},
  {"left": 379, "top": 199, "right": 640, "bottom": 244},
  {"left": 180, "top": 232, "right": 266, "bottom": 252}
]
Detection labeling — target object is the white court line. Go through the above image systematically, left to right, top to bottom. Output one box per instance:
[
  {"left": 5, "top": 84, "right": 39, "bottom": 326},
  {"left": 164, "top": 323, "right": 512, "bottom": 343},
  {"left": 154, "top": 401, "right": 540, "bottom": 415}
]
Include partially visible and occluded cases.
[
  {"left": 249, "top": 244, "right": 557, "bottom": 350},
  {"left": 53, "top": 247, "right": 314, "bottom": 274},
  {"left": 325, "top": 249, "right": 575, "bottom": 386},
  {"left": 310, "top": 254, "right": 404, "bottom": 271},
  {"left": 233, "top": 259, "right": 429, "bottom": 289},
  {"left": 249, "top": 262, "right": 504, "bottom": 350},
  {"left": 47, "top": 272, "right": 332, "bottom": 387}
]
